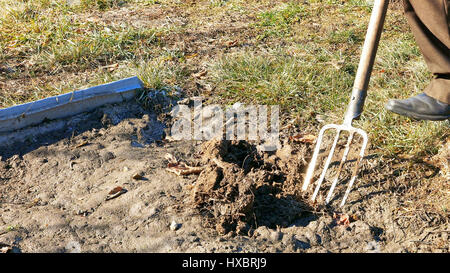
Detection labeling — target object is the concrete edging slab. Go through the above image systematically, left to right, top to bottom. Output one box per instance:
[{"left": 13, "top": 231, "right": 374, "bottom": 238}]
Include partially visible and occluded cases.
[{"left": 0, "top": 76, "right": 144, "bottom": 133}]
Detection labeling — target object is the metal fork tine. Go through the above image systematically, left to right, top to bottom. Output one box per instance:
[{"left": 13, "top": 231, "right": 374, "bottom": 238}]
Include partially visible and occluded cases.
[
  {"left": 302, "top": 124, "right": 338, "bottom": 192},
  {"left": 311, "top": 129, "right": 342, "bottom": 202},
  {"left": 339, "top": 130, "right": 368, "bottom": 207},
  {"left": 325, "top": 132, "right": 355, "bottom": 204}
]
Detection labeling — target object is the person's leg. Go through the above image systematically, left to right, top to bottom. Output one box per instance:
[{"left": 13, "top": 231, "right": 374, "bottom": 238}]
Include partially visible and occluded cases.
[
  {"left": 385, "top": 0, "right": 450, "bottom": 120},
  {"left": 405, "top": 0, "right": 450, "bottom": 103}
]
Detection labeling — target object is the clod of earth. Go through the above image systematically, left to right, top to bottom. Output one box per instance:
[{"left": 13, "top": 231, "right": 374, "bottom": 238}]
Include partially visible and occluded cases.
[{"left": 190, "top": 139, "right": 310, "bottom": 235}]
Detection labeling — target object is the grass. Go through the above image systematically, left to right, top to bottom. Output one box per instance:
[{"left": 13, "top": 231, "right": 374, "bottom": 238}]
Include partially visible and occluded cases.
[
  {"left": 0, "top": 0, "right": 448, "bottom": 159},
  {"left": 0, "top": 1, "right": 159, "bottom": 73},
  {"left": 254, "top": 2, "right": 307, "bottom": 39}
]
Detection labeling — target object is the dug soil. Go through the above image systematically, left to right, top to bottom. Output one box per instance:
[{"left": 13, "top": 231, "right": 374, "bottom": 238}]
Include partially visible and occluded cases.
[{"left": 0, "top": 99, "right": 448, "bottom": 253}]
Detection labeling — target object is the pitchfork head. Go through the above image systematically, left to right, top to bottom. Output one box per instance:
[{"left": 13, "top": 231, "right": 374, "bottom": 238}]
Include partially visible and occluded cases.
[
  {"left": 300, "top": 0, "right": 389, "bottom": 207},
  {"left": 301, "top": 122, "right": 368, "bottom": 207}
]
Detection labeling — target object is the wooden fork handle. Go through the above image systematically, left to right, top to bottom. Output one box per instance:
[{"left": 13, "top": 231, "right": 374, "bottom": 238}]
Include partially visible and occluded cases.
[{"left": 344, "top": 0, "right": 389, "bottom": 124}]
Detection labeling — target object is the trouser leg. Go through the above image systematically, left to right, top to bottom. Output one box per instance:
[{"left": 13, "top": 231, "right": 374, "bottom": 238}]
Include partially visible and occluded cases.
[{"left": 403, "top": 0, "right": 450, "bottom": 104}]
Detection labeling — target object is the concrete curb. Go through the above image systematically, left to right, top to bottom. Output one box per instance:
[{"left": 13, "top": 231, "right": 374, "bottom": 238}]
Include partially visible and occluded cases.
[{"left": 0, "top": 76, "right": 144, "bottom": 133}]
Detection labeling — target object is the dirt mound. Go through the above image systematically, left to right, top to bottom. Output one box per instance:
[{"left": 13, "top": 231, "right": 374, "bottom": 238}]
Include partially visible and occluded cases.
[{"left": 190, "top": 139, "right": 310, "bottom": 235}]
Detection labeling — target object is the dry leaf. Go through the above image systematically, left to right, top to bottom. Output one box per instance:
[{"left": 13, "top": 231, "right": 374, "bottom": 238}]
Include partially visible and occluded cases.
[
  {"left": 225, "top": 40, "right": 238, "bottom": 47},
  {"left": 185, "top": 53, "right": 198, "bottom": 59},
  {"left": 101, "top": 63, "right": 119, "bottom": 72},
  {"left": 193, "top": 69, "right": 207, "bottom": 78},
  {"left": 290, "top": 133, "right": 317, "bottom": 144},
  {"left": 73, "top": 140, "right": 88, "bottom": 149},
  {"left": 164, "top": 153, "right": 203, "bottom": 175},
  {"left": 398, "top": 154, "right": 415, "bottom": 160},
  {"left": 166, "top": 162, "right": 204, "bottom": 176},
  {"left": 131, "top": 173, "right": 144, "bottom": 180},
  {"left": 106, "top": 186, "right": 127, "bottom": 201},
  {"left": 108, "top": 186, "right": 124, "bottom": 195},
  {"left": 333, "top": 212, "right": 356, "bottom": 228}
]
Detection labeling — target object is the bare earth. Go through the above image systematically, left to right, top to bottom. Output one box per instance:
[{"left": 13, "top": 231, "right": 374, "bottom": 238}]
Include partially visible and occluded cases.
[{"left": 0, "top": 99, "right": 448, "bottom": 253}]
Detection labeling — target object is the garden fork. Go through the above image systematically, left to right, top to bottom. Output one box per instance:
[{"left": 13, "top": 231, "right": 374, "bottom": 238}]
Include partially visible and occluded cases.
[{"left": 302, "top": 0, "right": 389, "bottom": 207}]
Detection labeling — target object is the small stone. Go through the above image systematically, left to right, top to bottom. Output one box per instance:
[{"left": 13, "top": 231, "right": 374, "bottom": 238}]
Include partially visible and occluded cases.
[
  {"left": 170, "top": 220, "right": 181, "bottom": 231},
  {"left": 0, "top": 244, "right": 13, "bottom": 253}
]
